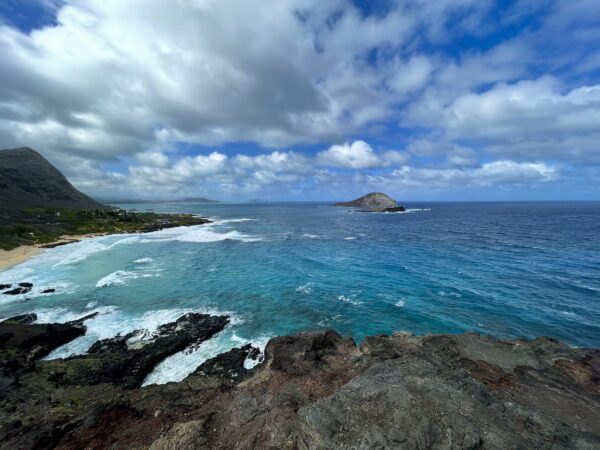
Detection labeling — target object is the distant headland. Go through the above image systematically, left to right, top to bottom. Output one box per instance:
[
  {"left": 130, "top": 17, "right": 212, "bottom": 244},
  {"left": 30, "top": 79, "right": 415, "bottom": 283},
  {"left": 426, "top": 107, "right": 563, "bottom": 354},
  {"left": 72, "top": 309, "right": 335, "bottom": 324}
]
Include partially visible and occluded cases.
[
  {"left": 0, "top": 147, "right": 210, "bottom": 258},
  {"left": 334, "top": 192, "right": 406, "bottom": 212}
]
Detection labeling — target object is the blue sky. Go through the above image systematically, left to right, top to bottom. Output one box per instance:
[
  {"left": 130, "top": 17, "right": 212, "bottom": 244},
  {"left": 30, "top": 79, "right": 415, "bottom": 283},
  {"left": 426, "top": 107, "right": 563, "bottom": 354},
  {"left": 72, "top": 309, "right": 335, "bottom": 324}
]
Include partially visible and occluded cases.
[{"left": 0, "top": 0, "right": 599, "bottom": 201}]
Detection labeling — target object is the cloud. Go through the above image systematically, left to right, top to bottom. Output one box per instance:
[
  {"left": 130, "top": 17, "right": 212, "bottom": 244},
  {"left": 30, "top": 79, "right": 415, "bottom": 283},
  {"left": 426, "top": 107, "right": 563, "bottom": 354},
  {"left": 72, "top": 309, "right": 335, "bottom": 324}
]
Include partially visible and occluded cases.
[
  {"left": 0, "top": 0, "right": 598, "bottom": 199},
  {"left": 439, "top": 77, "right": 600, "bottom": 163},
  {"left": 317, "top": 140, "right": 408, "bottom": 169},
  {"left": 317, "top": 141, "right": 381, "bottom": 169},
  {"left": 136, "top": 151, "right": 169, "bottom": 168},
  {"left": 388, "top": 160, "right": 558, "bottom": 190}
]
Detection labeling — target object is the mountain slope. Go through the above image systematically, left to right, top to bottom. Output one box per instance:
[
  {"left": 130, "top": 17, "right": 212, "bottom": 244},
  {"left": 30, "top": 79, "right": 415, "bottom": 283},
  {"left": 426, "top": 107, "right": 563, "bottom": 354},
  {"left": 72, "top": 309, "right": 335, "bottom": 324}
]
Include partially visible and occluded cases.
[{"left": 0, "top": 147, "right": 104, "bottom": 223}]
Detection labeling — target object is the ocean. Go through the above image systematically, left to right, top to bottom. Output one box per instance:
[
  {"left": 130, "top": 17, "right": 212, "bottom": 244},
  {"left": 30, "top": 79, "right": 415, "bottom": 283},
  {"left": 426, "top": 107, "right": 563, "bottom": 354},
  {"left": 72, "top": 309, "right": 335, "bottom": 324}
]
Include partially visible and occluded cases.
[{"left": 1, "top": 202, "right": 599, "bottom": 384}]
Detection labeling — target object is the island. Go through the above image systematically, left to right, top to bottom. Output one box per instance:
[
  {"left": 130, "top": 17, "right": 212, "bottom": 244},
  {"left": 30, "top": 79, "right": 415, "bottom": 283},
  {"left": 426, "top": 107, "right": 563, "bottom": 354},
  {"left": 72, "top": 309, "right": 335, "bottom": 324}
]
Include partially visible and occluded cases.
[{"left": 334, "top": 192, "right": 406, "bottom": 212}]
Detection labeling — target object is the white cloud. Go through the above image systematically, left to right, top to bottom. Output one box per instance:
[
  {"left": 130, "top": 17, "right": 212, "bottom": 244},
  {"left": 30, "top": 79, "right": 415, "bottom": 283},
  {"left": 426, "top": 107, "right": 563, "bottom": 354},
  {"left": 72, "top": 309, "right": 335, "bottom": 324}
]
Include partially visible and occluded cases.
[
  {"left": 0, "top": 0, "right": 597, "bottom": 199},
  {"left": 387, "top": 56, "right": 434, "bottom": 94},
  {"left": 440, "top": 77, "right": 600, "bottom": 163},
  {"left": 317, "top": 140, "right": 381, "bottom": 169},
  {"left": 136, "top": 152, "right": 169, "bottom": 168},
  {"left": 389, "top": 160, "right": 557, "bottom": 189}
]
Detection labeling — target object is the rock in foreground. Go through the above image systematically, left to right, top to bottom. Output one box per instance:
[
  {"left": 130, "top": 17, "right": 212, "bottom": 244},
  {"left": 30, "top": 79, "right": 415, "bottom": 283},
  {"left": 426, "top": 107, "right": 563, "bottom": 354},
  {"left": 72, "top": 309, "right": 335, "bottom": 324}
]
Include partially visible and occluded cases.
[
  {"left": 334, "top": 192, "right": 406, "bottom": 212},
  {"left": 0, "top": 319, "right": 598, "bottom": 449}
]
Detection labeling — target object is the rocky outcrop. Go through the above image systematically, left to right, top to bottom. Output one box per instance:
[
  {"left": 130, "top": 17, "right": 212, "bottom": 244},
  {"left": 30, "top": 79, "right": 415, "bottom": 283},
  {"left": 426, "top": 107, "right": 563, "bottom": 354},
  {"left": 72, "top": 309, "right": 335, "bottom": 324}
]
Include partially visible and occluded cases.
[
  {"left": 334, "top": 192, "right": 406, "bottom": 212},
  {"left": 41, "top": 313, "right": 229, "bottom": 389},
  {"left": 0, "top": 314, "right": 87, "bottom": 391},
  {"left": 0, "top": 320, "right": 598, "bottom": 449}
]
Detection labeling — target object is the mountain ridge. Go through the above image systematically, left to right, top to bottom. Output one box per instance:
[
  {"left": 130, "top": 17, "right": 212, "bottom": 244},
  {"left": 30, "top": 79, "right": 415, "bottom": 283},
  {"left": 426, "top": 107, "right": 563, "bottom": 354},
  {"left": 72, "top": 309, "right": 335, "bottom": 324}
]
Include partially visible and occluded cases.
[{"left": 0, "top": 147, "right": 104, "bottom": 224}]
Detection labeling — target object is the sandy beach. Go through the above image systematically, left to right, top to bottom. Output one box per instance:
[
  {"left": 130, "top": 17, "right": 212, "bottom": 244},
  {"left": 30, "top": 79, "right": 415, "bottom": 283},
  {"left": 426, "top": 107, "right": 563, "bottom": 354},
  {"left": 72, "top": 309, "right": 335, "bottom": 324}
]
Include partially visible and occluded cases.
[
  {"left": 0, "top": 234, "right": 105, "bottom": 271},
  {"left": 0, "top": 246, "right": 45, "bottom": 271}
]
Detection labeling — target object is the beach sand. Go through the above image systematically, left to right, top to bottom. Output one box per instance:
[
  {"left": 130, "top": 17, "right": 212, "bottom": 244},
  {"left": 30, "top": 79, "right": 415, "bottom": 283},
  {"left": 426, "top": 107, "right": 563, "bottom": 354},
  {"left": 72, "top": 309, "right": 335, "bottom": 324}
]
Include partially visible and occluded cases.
[
  {"left": 0, "top": 233, "right": 106, "bottom": 271},
  {"left": 0, "top": 246, "right": 44, "bottom": 271}
]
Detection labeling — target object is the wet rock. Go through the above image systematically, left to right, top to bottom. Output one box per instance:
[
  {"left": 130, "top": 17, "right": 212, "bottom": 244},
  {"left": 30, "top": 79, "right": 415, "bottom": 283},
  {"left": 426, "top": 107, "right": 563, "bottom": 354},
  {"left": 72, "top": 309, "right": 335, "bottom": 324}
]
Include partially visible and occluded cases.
[
  {"left": 382, "top": 206, "right": 406, "bottom": 212},
  {"left": 18, "top": 282, "right": 33, "bottom": 288},
  {"left": 0, "top": 284, "right": 11, "bottom": 291},
  {"left": 2, "top": 287, "right": 31, "bottom": 295},
  {"left": 41, "top": 288, "right": 56, "bottom": 294},
  {"left": 66, "top": 312, "right": 99, "bottom": 327},
  {"left": 1, "top": 313, "right": 37, "bottom": 324},
  {"left": 42, "top": 313, "right": 229, "bottom": 388},
  {"left": 190, "top": 344, "right": 259, "bottom": 382}
]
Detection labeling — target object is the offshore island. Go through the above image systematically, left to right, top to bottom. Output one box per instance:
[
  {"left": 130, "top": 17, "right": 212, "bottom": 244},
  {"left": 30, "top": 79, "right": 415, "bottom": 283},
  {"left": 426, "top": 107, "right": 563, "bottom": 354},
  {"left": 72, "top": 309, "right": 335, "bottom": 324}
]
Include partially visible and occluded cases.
[{"left": 0, "top": 147, "right": 599, "bottom": 448}]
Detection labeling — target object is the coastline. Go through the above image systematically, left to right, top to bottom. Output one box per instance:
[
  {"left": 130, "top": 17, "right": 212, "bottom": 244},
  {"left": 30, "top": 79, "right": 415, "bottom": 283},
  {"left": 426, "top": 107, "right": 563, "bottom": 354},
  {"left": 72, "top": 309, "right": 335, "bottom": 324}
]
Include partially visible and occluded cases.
[
  {"left": 0, "top": 233, "right": 105, "bottom": 271},
  {"left": 1, "top": 314, "right": 598, "bottom": 448}
]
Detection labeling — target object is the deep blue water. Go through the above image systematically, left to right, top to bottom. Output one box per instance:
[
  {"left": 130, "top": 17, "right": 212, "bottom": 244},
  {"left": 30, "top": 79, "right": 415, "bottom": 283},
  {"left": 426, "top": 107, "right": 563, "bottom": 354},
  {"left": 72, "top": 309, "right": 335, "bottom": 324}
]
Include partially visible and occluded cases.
[{"left": 1, "top": 202, "right": 599, "bottom": 383}]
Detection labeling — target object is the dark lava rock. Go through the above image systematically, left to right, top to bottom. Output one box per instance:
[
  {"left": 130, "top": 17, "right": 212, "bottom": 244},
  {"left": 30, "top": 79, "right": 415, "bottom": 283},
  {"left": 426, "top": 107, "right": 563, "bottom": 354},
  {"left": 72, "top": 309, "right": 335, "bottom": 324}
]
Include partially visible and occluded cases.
[
  {"left": 382, "top": 205, "right": 406, "bottom": 212},
  {"left": 40, "top": 240, "right": 79, "bottom": 249},
  {"left": 18, "top": 282, "right": 33, "bottom": 288},
  {"left": 0, "top": 284, "right": 11, "bottom": 290},
  {"left": 2, "top": 287, "right": 31, "bottom": 295},
  {"left": 41, "top": 288, "right": 56, "bottom": 294},
  {"left": 66, "top": 312, "right": 99, "bottom": 327},
  {"left": 2, "top": 313, "right": 37, "bottom": 324},
  {"left": 42, "top": 313, "right": 229, "bottom": 389},
  {"left": 0, "top": 317, "right": 86, "bottom": 391},
  {"left": 1, "top": 326, "right": 599, "bottom": 449},
  {"left": 191, "top": 344, "right": 260, "bottom": 382}
]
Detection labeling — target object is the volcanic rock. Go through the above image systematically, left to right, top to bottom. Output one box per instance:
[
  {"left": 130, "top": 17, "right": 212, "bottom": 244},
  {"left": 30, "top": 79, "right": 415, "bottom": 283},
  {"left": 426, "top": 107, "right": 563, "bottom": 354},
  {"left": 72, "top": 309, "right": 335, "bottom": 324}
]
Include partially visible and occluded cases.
[
  {"left": 41, "top": 313, "right": 229, "bottom": 388},
  {"left": 0, "top": 324, "right": 598, "bottom": 449}
]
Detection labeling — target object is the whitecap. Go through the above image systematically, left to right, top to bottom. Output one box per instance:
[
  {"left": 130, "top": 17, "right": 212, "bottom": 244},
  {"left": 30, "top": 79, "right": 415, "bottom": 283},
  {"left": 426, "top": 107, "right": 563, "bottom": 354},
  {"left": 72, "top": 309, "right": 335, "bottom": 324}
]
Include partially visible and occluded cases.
[
  {"left": 387, "top": 208, "right": 432, "bottom": 214},
  {"left": 212, "top": 218, "right": 255, "bottom": 224},
  {"left": 137, "top": 224, "right": 261, "bottom": 244},
  {"left": 303, "top": 233, "right": 319, "bottom": 239},
  {"left": 344, "top": 236, "right": 357, "bottom": 240},
  {"left": 134, "top": 257, "right": 153, "bottom": 264},
  {"left": 96, "top": 269, "right": 159, "bottom": 288},
  {"left": 296, "top": 282, "right": 313, "bottom": 294},
  {"left": 338, "top": 295, "right": 362, "bottom": 305},
  {"left": 395, "top": 299, "right": 405, "bottom": 307},
  {"left": 41, "top": 306, "right": 239, "bottom": 360},
  {"left": 143, "top": 328, "right": 270, "bottom": 385},
  {"left": 231, "top": 333, "right": 271, "bottom": 370}
]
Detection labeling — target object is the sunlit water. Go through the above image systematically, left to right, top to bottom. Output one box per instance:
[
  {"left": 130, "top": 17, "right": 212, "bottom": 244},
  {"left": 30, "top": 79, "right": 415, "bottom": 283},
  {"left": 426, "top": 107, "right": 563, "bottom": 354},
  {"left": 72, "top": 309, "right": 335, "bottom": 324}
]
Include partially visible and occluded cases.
[{"left": 1, "top": 202, "right": 599, "bottom": 384}]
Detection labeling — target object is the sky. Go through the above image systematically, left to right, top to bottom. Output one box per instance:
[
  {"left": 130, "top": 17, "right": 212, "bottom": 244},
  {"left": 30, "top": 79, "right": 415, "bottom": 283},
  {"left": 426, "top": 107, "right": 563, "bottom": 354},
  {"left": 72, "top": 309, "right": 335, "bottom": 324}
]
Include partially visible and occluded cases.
[{"left": 0, "top": 0, "right": 599, "bottom": 201}]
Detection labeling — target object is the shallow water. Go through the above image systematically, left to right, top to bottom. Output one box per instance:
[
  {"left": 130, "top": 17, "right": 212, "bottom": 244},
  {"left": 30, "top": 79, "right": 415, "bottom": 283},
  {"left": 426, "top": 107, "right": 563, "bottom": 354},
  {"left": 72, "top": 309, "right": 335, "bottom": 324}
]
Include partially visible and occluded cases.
[{"left": 1, "top": 202, "right": 599, "bottom": 384}]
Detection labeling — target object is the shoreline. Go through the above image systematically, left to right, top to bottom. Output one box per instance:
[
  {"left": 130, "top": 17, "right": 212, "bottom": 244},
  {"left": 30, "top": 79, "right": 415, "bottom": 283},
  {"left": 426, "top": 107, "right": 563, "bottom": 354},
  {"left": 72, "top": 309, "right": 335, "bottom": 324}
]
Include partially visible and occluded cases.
[
  {"left": 0, "top": 233, "right": 106, "bottom": 271},
  {"left": 1, "top": 314, "right": 598, "bottom": 448}
]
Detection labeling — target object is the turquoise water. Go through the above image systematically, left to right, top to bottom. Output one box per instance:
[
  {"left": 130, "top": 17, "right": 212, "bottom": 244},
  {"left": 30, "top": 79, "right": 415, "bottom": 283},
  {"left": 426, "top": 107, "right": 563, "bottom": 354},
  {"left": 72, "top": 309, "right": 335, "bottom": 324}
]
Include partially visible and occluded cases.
[{"left": 1, "top": 202, "right": 599, "bottom": 383}]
